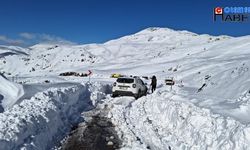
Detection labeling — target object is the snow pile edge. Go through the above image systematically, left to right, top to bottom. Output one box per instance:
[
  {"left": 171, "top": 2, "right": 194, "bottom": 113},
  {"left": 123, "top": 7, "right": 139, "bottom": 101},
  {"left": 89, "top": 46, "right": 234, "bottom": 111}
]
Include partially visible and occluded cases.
[
  {"left": 0, "top": 74, "right": 24, "bottom": 109},
  {"left": 0, "top": 83, "right": 91, "bottom": 150},
  {"left": 110, "top": 91, "right": 250, "bottom": 150}
]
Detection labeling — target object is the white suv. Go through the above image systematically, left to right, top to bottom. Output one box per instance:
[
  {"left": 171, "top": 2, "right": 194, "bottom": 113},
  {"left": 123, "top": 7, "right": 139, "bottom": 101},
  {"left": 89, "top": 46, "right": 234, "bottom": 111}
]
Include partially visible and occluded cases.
[{"left": 112, "top": 77, "right": 148, "bottom": 99}]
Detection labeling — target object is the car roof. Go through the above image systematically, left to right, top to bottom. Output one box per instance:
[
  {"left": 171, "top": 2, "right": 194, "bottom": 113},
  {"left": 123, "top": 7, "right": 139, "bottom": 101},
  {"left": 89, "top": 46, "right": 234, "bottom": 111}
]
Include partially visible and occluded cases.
[{"left": 117, "top": 77, "right": 134, "bottom": 79}]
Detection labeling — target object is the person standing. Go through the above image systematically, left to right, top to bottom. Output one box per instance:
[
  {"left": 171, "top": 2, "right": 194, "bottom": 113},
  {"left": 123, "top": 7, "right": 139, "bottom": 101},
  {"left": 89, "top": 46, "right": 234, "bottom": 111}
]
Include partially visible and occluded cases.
[{"left": 151, "top": 75, "right": 157, "bottom": 93}]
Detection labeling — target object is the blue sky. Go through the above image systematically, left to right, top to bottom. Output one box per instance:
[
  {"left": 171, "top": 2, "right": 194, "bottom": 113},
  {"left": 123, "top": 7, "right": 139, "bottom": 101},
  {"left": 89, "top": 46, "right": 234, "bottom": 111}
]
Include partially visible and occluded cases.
[{"left": 0, "top": 0, "right": 250, "bottom": 46}]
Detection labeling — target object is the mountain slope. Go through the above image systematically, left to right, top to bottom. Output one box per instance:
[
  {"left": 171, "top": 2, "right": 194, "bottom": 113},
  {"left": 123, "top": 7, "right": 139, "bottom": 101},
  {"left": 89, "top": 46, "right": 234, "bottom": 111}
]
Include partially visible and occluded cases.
[{"left": 0, "top": 27, "right": 250, "bottom": 123}]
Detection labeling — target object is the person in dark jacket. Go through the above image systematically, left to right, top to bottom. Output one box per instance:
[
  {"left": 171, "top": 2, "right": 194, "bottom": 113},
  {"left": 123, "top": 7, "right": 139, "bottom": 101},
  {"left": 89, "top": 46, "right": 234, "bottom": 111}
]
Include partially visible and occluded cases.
[{"left": 151, "top": 75, "right": 157, "bottom": 93}]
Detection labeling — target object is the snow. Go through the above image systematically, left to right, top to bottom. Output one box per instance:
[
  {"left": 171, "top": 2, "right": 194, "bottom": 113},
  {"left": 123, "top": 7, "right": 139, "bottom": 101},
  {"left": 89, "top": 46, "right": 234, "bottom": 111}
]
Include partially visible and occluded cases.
[
  {"left": 0, "top": 27, "right": 250, "bottom": 149},
  {"left": 0, "top": 45, "right": 29, "bottom": 58},
  {"left": 0, "top": 74, "right": 24, "bottom": 111},
  {"left": 0, "top": 82, "right": 109, "bottom": 150},
  {"left": 107, "top": 90, "right": 250, "bottom": 149}
]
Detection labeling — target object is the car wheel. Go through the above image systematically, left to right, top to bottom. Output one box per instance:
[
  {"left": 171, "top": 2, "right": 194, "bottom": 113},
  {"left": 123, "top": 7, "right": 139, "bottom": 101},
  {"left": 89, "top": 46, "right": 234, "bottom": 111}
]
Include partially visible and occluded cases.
[{"left": 112, "top": 93, "right": 117, "bottom": 98}]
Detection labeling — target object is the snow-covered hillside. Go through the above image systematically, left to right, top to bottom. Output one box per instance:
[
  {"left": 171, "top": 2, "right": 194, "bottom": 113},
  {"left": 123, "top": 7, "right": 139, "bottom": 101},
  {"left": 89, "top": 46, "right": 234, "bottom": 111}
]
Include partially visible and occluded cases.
[
  {"left": 0, "top": 27, "right": 232, "bottom": 76},
  {"left": 1, "top": 27, "right": 250, "bottom": 149}
]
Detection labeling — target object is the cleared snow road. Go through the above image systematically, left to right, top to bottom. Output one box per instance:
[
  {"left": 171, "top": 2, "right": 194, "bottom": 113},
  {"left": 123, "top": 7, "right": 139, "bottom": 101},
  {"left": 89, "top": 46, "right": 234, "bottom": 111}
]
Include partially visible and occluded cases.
[{"left": 61, "top": 106, "right": 122, "bottom": 150}]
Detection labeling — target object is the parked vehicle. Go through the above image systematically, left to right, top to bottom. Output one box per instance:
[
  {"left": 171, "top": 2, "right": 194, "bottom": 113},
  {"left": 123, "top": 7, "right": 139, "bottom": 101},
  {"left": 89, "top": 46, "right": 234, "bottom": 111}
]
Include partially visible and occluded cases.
[
  {"left": 110, "top": 73, "right": 124, "bottom": 78},
  {"left": 112, "top": 76, "right": 147, "bottom": 99},
  {"left": 165, "top": 79, "right": 175, "bottom": 85}
]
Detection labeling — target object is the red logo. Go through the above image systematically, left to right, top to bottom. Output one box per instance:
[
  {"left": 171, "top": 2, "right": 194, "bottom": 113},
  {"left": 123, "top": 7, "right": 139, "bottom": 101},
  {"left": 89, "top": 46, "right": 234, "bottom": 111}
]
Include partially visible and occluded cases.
[{"left": 215, "top": 7, "right": 223, "bottom": 15}]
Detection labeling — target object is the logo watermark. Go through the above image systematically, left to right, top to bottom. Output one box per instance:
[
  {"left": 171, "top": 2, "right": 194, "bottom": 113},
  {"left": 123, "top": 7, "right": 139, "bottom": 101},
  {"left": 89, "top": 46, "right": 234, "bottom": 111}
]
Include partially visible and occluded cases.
[{"left": 214, "top": 7, "right": 250, "bottom": 22}]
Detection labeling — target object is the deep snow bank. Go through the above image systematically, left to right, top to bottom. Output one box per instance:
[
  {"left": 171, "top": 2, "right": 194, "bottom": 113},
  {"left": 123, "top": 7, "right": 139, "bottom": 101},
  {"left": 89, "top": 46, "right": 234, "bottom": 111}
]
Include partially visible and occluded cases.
[
  {"left": 0, "top": 74, "right": 24, "bottom": 111},
  {"left": 0, "top": 83, "right": 92, "bottom": 150},
  {"left": 109, "top": 90, "right": 250, "bottom": 150}
]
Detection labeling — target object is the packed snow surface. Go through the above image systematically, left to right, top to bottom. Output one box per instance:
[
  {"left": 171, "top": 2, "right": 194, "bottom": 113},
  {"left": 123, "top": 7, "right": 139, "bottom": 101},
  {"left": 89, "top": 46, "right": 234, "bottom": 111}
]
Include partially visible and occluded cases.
[{"left": 0, "top": 27, "right": 250, "bottom": 149}]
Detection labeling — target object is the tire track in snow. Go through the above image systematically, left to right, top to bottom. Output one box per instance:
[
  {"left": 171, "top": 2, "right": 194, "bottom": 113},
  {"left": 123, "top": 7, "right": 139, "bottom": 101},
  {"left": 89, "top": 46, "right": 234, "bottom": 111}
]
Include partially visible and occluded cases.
[
  {"left": 107, "top": 96, "right": 151, "bottom": 149},
  {"left": 122, "top": 100, "right": 145, "bottom": 145}
]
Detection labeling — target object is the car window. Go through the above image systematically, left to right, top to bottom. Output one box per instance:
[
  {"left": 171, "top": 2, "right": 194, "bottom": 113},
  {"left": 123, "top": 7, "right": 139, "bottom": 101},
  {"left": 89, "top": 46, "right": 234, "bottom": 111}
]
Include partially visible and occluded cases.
[
  {"left": 117, "top": 78, "right": 134, "bottom": 83},
  {"left": 138, "top": 79, "right": 143, "bottom": 85},
  {"left": 140, "top": 79, "right": 145, "bottom": 85}
]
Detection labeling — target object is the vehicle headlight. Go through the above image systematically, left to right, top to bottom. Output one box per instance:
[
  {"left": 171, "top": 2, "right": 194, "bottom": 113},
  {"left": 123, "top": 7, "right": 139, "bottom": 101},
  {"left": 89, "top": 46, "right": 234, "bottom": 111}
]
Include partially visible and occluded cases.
[{"left": 132, "top": 84, "right": 136, "bottom": 88}]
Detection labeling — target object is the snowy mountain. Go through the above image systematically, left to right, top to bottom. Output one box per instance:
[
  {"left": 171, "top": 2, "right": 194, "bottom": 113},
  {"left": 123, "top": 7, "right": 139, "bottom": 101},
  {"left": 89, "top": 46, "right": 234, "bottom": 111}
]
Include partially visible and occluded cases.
[
  {"left": 0, "top": 27, "right": 250, "bottom": 149},
  {"left": 0, "top": 27, "right": 232, "bottom": 76}
]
